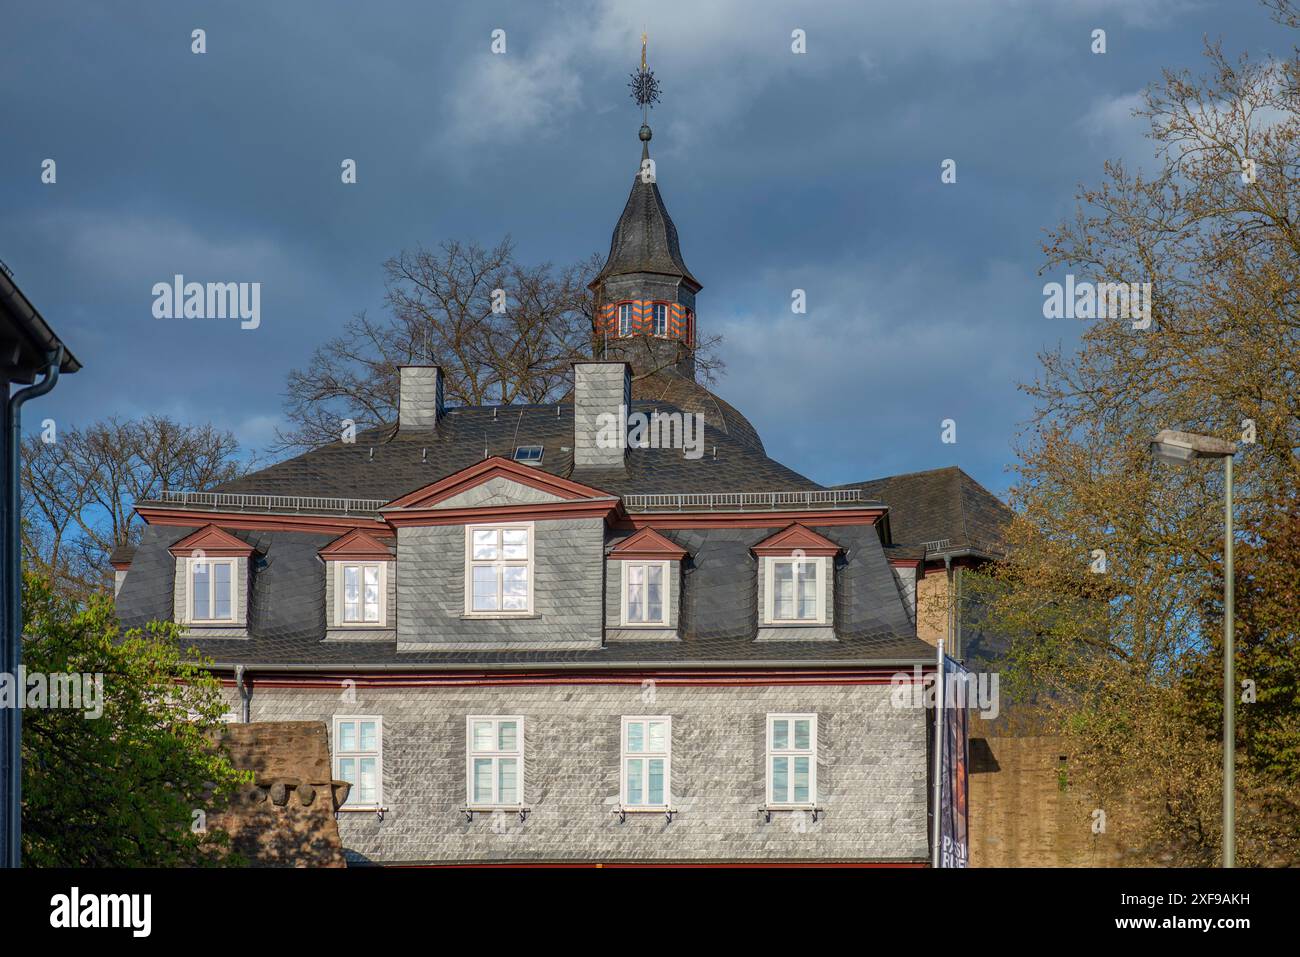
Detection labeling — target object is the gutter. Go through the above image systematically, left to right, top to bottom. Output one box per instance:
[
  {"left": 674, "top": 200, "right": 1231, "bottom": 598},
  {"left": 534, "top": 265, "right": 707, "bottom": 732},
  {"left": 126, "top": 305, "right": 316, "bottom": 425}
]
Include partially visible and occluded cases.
[{"left": 204, "top": 658, "right": 937, "bottom": 673}]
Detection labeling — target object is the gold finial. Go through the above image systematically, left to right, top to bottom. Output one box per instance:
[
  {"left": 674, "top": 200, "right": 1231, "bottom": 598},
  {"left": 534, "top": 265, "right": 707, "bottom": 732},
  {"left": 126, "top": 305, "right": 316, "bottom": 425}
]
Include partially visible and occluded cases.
[{"left": 641, "top": 29, "right": 647, "bottom": 71}]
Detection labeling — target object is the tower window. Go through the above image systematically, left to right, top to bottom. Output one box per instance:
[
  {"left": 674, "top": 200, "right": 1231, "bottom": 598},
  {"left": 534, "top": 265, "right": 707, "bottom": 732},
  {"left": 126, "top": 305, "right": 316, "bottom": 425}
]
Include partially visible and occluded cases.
[
  {"left": 618, "top": 302, "right": 633, "bottom": 337},
  {"left": 652, "top": 303, "right": 668, "bottom": 337}
]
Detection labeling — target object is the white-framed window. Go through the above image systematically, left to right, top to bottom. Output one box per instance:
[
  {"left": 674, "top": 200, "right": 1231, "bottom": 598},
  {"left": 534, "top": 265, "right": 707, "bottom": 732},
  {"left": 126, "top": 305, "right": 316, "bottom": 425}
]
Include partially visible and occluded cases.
[
  {"left": 618, "top": 302, "right": 633, "bottom": 337},
  {"left": 651, "top": 302, "right": 668, "bottom": 336},
  {"left": 465, "top": 524, "right": 533, "bottom": 615},
  {"left": 763, "top": 556, "right": 825, "bottom": 624},
  {"left": 188, "top": 557, "right": 237, "bottom": 623},
  {"left": 621, "top": 561, "right": 669, "bottom": 626},
  {"left": 334, "top": 562, "right": 386, "bottom": 626},
  {"left": 766, "top": 714, "right": 816, "bottom": 807},
  {"left": 334, "top": 715, "right": 382, "bottom": 808},
  {"left": 466, "top": 716, "right": 524, "bottom": 807},
  {"left": 621, "top": 716, "right": 671, "bottom": 808}
]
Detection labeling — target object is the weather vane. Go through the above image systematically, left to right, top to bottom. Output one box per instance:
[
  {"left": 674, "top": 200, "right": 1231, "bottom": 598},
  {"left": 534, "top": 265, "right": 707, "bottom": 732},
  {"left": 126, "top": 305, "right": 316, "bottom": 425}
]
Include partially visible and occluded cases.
[{"left": 628, "top": 30, "right": 661, "bottom": 124}]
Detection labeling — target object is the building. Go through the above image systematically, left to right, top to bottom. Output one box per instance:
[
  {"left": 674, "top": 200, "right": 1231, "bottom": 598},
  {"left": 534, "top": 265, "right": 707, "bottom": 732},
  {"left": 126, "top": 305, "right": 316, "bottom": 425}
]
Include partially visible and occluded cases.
[
  {"left": 113, "top": 118, "right": 944, "bottom": 866},
  {"left": 836, "top": 466, "right": 1013, "bottom": 665}
]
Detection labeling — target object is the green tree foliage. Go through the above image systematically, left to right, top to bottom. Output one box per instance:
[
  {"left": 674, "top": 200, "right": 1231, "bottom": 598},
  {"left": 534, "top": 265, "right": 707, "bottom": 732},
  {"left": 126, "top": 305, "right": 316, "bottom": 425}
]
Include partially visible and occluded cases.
[{"left": 19, "top": 575, "right": 250, "bottom": 866}]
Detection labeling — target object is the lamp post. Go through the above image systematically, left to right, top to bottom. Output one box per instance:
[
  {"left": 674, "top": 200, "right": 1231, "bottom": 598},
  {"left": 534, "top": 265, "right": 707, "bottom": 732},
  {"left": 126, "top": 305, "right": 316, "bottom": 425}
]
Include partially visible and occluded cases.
[{"left": 1148, "top": 429, "right": 1237, "bottom": 868}]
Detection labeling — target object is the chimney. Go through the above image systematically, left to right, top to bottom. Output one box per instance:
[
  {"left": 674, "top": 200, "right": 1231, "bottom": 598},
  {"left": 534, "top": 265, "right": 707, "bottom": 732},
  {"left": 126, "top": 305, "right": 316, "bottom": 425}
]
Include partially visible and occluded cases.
[
  {"left": 573, "top": 361, "right": 630, "bottom": 469},
  {"left": 398, "top": 365, "right": 444, "bottom": 431}
]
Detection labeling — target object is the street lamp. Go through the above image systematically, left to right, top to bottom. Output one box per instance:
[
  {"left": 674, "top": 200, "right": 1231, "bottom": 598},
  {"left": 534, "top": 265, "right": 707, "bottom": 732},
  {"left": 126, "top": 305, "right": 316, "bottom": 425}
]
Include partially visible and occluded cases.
[{"left": 1148, "top": 428, "right": 1238, "bottom": 868}]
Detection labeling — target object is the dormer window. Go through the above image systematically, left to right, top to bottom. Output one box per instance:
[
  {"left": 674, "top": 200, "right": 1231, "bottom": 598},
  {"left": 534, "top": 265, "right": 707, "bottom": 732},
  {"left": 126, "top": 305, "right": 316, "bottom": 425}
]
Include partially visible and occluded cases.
[
  {"left": 618, "top": 302, "right": 633, "bottom": 337},
  {"left": 651, "top": 303, "right": 668, "bottom": 337},
  {"left": 513, "top": 445, "right": 544, "bottom": 466}
]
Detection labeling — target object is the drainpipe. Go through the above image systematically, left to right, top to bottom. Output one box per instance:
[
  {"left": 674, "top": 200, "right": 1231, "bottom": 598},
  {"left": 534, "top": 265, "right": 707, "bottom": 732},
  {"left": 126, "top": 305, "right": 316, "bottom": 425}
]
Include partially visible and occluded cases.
[
  {"left": 3, "top": 348, "right": 62, "bottom": 868},
  {"left": 943, "top": 555, "right": 954, "bottom": 658},
  {"left": 234, "top": 664, "right": 250, "bottom": 723}
]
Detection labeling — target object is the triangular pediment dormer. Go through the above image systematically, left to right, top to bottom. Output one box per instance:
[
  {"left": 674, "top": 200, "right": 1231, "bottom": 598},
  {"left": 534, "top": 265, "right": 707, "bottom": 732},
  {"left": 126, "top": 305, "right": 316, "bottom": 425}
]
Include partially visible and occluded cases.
[
  {"left": 381, "top": 456, "right": 621, "bottom": 526},
  {"left": 751, "top": 523, "right": 841, "bottom": 558},
  {"left": 167, "top": 524, "right": 255, "bottom": 558},
  {"left": 318, "top": 527, "right": 396, "bottom": 562},
  {"left": 609, "top": 527, "right": 688, "bottom": 560}
]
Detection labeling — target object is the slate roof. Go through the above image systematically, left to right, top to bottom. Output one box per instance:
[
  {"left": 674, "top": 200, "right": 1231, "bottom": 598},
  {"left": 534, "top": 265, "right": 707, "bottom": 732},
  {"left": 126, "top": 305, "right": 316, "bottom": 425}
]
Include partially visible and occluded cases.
[
  {"left": 591, "top": 133, "right": 701, "bottom": 292},
  {"left": 211, "top": 396, "right": 813, "bottom": 503},
  {"left": 837, "top": 466, "right": 1013, "bottom": 557},
  {"left": 115, "top": 522, "right": 936, "bottom": 668}
]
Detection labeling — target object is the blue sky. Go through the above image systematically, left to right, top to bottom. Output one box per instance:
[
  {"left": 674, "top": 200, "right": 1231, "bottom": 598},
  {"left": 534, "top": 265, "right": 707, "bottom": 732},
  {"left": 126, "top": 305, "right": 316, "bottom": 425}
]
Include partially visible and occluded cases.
[{"left": 0, "top": 0, "right": 1286, "bottom": 496}]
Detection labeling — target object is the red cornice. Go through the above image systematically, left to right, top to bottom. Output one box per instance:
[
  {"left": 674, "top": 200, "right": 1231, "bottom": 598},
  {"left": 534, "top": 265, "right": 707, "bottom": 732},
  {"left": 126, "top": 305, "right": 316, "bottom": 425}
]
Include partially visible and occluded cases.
[
  {"left": 384, "top": 456, "right": 614, "bottom": 510},
  {"left": 385, "top": 500, "right": 621, "bottom": 527},
  {"left": 137, "top": 507, "right": 383, "bottom": 535},
  {"left": 624, "top": 509, "right": 884, "bottom": 530},
  {"left": 751, "top": 523, "right": 842, "bottom": 557},
  {"left": 167, "top": 524, "right": 255, "bottom": 558},
  {"left": 319, "top": 527, "right": 396, "bottom": 562},
  {"left": 608, "top": 527, "right": 688, "bottom": 560},
  {"left": 888, "top": 557, "right": 922, "bottom": 569},
  {"left": 110, "top": 559, "right": 133, "bottom": 571},
  {"left": 218, "top": 667, "right": 932, "bottom": 689}
]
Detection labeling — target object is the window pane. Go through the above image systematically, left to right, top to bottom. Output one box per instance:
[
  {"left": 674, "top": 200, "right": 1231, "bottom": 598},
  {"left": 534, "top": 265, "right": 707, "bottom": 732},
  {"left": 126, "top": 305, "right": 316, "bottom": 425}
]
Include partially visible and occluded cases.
[
  {"left": 472, "top": 529, "right": 498, "bottom": 560},
  {"left": 501, "top": 529, "right": 528, "bottom": 560},
  {"left": 774, "top": 561, "right": 794, "bottom": 620},
  {"left": 192, "top": 562, "right": 210, "bottom": 620},
  {"left": 213, "top": 562, "right": 232, "bottom": 619},
  {"left": 797, "top": 562, "right": 817, "bottom": 620},
  {"left": 627, "top": 564, "right": 644, "bottom": 622},
  {"left": 646, "top": 564, "right": 663, "bottom": 621},
  {"left": 344, "top": 566, "right": 360, "bottom": 621},
  {"left": 363, "top": 566, "right": 380, "bottom": 621},
  {"left": 472, "top": 566, "right": 499, "bottom": 611},
  {"left": 501, "top": 567, "right": 528, "bottom": 610},
  {"left": 772, "top": 719, "right": 788, "bottom": 750},
  {"left": 794, "top": 720, "right": 811, "bottom": 750},
  {"left": 337, "top": 721, "right": 356, "bottom": 752},
  {"left": 360, "top": 721, "right": 377, "bottom": 751},
  {"left": 472, "top": 721, "right": 494, "bottom": 752},
  {"left": 497, "top": 721, "right": 517, "bottom": 753},
  {"left": 626, "top": 721, "right": 644, "bottom": 753},
  {"left": 647, "top": 721, "right": 665, "bottom": 753},
  {"left": 772, "top": 756, "right": 788, "bottom": 803},
  {"left": 793, "top": 756, "right": 810, "bottom": 803},
  {"left": 338, "top": 757, "right": 356, "bottom": 788},
  {"left": 359, "top": 757, "right": 377, "bottom": 804},
  {"left": 473, "top": 758, "right": 493, "bottom": 803},
  {"left": 498, "top": 758, "right": 518, "bottom": 804},
  {"left": 626, "top": 758, "right": 643, "bottom": 805},
  {"left": 648, "top": 758, "right": 664, "bottom": 805}
]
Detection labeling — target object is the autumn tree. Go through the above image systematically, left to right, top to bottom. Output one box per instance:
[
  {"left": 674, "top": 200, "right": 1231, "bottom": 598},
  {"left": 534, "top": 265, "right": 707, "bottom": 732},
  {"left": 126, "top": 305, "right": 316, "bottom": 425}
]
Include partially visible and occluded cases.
[{"left": 975, "top": 1, "right": 1300, "bottom": 864}]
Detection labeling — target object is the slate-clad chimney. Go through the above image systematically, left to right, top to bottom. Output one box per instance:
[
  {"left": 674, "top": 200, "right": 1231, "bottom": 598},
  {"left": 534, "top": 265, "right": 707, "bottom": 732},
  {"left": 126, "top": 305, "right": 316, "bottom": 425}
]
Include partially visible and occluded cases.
[
  {"left": 573, "top": 361, "right": 630, "bottom": 469},
  {"left": 398, "top": 365, "right": 444, "bottom": 431}
]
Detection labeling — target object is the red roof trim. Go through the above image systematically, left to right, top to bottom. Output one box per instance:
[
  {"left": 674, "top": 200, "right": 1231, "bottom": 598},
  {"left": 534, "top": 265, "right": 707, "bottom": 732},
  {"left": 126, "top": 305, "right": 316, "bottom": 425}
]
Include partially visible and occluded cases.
[
  {"left": 384, "top": 456, "right": 614, "bottom": 510},
  {"left": 385, "top": 500, "right": 621, "bottom": 528},
  {"left": 137, "top": 507, "right": 383, "bottom": 535},
  {"left": 625, "top": 509, "right": 884, "bottom": 530},
  {"left": 751, "top": 523, "right": 842, "bottom": 557},
  {"left": 167, "top": 524, "right": 255, "bottom": 558},
  {"left": 319, "top": 527, "right": 396, "bottom": 561},
  {"left": 608, "top": 527, "right": 688, "bottom": 560}
]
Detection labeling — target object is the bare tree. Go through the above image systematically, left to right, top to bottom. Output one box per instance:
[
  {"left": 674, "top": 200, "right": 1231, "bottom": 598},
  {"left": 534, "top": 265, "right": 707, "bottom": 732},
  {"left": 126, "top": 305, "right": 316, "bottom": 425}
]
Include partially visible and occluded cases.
[
  {"left": 274, "top": 236, "right": 724, "bottom": 452},
  {"left": 21, "top": 416, "right": 246, "bottom": 596}
]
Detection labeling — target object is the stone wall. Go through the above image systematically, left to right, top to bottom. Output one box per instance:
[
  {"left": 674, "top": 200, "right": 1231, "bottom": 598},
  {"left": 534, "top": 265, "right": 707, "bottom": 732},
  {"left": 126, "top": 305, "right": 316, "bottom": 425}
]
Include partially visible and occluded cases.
[{"left": 229, "top": 682, "right": 929, "bottom": 865}]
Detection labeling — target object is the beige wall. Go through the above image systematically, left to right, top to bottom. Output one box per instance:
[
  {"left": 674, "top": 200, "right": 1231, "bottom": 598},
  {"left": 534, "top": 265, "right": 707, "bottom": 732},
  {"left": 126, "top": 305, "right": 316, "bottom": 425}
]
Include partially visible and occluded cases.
[{"left": 915, "top": 568, "right": 949, "bottom": 648}]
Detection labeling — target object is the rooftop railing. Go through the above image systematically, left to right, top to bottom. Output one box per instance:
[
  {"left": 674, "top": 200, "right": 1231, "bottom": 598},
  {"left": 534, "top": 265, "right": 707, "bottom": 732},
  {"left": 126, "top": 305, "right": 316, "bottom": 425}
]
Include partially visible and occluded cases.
[
  {"left": 140, "top": 489, "right": 389, "bottom": 515},
  {"left": 621, "top": 489, "right": 875, "bottom": 512}
]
